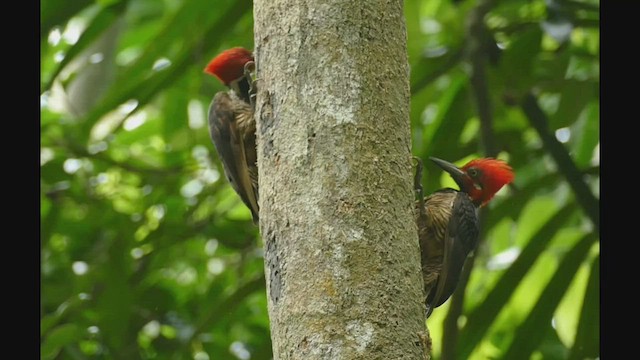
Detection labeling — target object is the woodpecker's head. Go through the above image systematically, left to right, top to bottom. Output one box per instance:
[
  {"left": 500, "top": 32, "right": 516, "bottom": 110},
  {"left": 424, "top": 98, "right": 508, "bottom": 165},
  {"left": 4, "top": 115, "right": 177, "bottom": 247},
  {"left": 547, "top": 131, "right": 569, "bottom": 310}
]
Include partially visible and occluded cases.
[
  {"left": 204, "top": 47, "right": 254, "bottom": 91},
  {"left": 430, "top": 157, "right": 514, "bottom": 207}
]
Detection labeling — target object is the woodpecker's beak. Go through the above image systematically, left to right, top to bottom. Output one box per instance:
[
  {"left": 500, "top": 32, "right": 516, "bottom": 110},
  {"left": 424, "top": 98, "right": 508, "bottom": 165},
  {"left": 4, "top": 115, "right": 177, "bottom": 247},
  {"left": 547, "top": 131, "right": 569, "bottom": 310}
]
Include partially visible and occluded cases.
[{"left": 429, "top": 157, "right": 469, "bottom": 190}]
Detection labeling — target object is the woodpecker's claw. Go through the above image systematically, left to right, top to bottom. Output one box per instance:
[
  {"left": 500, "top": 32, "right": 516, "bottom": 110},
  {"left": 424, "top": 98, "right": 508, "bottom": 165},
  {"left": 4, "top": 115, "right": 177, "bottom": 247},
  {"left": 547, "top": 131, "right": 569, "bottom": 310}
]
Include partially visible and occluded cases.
[
  {"left": 243, "top": 60, "right": 255, "bottom": 79},
  {"left": 243, "top": 61, "right": 258, "bottom": 109},
  {"left": 412, "top": 157, "right": 424, "bottom": 196},
  {"left": 425, "top": 303, "right": 434, "bottom": 318}
]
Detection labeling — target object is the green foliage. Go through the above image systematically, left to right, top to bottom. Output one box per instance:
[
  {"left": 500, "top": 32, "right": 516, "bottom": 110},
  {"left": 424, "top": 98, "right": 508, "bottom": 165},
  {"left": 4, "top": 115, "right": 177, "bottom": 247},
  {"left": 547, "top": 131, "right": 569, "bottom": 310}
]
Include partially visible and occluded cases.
[{"left": 41, "top": 0, "right": 599, "bottom": 359}]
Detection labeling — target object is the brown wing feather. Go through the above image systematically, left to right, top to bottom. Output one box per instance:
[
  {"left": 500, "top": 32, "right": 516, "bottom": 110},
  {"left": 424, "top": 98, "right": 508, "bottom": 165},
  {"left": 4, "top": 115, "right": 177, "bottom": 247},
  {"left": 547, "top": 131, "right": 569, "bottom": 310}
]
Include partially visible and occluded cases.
[
  {"left": 208, "top": 91, "right": 259, "bottom": 222},
  {"left": 419, "top": 189, "right": 479, "bottom": 317},
  {"left": 427, "top": 191, "right": 478, "bottom": 312}
]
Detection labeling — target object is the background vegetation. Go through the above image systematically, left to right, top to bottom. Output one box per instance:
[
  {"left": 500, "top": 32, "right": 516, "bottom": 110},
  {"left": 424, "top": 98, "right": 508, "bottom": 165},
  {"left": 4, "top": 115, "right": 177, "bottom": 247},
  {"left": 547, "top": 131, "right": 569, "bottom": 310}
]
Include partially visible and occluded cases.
[{"left": 40, "top": 0, "right": 599, "bottom": 359}]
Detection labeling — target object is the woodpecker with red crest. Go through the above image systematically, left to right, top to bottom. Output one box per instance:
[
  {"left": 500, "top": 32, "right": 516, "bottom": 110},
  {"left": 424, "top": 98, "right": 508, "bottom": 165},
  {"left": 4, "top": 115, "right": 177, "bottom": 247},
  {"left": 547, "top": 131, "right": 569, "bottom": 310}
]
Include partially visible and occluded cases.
[
  {"left": 204, "top": 47, "right": 259, "bottom": 223},
  {"left": 416, "top": 156, "right": 514, "bottom": 317}
]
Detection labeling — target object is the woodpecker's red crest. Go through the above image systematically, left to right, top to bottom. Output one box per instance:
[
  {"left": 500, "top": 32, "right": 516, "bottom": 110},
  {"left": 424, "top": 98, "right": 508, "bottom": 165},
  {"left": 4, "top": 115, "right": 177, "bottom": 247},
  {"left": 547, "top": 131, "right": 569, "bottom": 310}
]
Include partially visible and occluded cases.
[
  {"left": 204, "top": 47, "right": 254, "bottom": 86},
  {"left": 430, "top": 157, "right": 514, "bottom": 207}
]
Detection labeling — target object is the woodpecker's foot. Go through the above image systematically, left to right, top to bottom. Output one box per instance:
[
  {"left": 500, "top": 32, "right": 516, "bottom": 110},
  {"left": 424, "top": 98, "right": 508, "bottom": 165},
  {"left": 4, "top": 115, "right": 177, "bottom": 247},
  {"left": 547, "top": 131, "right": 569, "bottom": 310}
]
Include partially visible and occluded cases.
[
  {"left": 243, "top": 61, "right": 256, "bottom": 82},
  {"left": 244, "top": 61, "right": 258, "bottom": 108},
  {"left": 249, "top": 93, "right": 257, "bottom": 110},
  {"left": 412, "top": 156, "right": 428, "bottom": 221},
  {"left": 412, "top": 156, "right": 425, "bottom": 199},
  {"left": 425, "top": 303, "right": 434, "bottom": 319},
  {"left": 416, "top": 330, "right": 431, "bottom": 358}
]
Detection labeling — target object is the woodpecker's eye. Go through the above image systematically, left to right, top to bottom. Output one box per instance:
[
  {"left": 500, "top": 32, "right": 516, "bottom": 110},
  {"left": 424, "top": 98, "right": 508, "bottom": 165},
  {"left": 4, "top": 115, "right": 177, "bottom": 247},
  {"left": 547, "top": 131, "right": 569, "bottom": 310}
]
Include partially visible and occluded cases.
[{"left": 468, "top": 168, "right": 479, "bottom": 178}]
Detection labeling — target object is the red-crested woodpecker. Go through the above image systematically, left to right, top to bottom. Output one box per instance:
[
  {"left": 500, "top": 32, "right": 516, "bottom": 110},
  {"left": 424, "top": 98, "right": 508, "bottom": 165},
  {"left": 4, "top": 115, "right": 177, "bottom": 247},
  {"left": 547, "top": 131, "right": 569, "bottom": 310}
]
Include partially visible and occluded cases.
[
  {"left": 204, "top": 47, "right": 259, "bottom": 223},
  {"left": 417, "top": 157, "right": 514, "bottom": 317}
]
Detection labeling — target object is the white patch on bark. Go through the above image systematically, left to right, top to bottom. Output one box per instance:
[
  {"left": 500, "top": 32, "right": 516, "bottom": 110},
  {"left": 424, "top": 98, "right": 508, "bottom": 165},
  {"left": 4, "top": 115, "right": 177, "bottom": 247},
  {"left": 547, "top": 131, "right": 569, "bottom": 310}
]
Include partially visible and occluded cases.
[
  {"left": 302, "top": 50, "right": 361, "bottom": 126},
  {"left": 320, "top": 91, "right": 357, "bottom": 125},
  {"left": 281, "top": 131, "right": 309, "bottom": 164},
  {"left": 335, "top": 155, "right": 351, "bottom": 183},
  {"left": 346, "top": 228, "right": 364, "bottom": 242},
  {"left": 329, "top": 241, "right": 350, "bottom": 281},
  {"left": 332, "top": 243, "right": 344, "bottom": 260},
  {"left": 345, "top": 321, "right": 374, "bottom": 353},
  {"left": 307, "top": 333, "right": 343, "bottom": 358}
]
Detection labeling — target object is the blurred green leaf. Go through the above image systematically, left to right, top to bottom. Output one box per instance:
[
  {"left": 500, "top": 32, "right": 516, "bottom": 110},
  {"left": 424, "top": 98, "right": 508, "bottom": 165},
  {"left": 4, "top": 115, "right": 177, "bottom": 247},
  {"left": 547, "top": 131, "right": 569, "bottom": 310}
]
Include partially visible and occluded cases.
[
  {"left": 41, "top": 0, "right": 93, "bottom": 39},
  {"left": 80, "top": 0, "right": 252, "bottom": 135},
  {"left": 404, "top": 0, "right": 426, "bottom": 60},
  {"left": 41, "top": 1, "right": 128, "bottom": 93},
  {"left": 498, "top": 27, "right": 542, "bottom": 97},
  {"left": 410, "top": 47, "right": 464, "bottom": 95},
  {"left": 419, "top": 73, "right": 475, "bottom": 195},
  {"left": 549, "top": 80, "right": 596, "bottom": 129},
  {"left": 161, "top": 85, "right": 192, "bottom": 166},
  {"left": 570, "top": 101, "right": 599, "bottom": 168},
  {"left": 111, "top": 117, "right": 161, "bottom": 146},
  {"left": 487, "top": 168, "right": 561, "bottom": 227},
  {"left": 41, "top": 193, "right": 52, "bottom": 218},
  {"left": 514, "top": 197, "right": 559, "bottom": 247},
  {"left": 458, "top": 203, "right": 577, "bottom": 359},
  {"left": 501, "top": 233, "right": 598, "bottom": 359},
  {"left": 97, "top": 235, "right": 134, "bottom": 350},
  {"left": 552, "top": 236, "right": 591, "bottom": 346},
  {"left": 568, "top": 254, "right": 600, "bottom": 360},
  {"left": 41, "top": 294, "right": 92, "bottom": 336},
  {"left": 41, "top": 323, "right": 84, "bottom": 360}
]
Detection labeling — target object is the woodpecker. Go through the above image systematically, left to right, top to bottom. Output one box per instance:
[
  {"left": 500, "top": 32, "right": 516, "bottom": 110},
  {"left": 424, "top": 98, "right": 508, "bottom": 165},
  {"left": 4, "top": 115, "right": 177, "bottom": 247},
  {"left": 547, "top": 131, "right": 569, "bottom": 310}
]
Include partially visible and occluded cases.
[
  {"left": 204, "top": 47, "right": 259, "bottom": 223},
  {"left": 416, "top": 157, "right": 514, "bottom": 317}
]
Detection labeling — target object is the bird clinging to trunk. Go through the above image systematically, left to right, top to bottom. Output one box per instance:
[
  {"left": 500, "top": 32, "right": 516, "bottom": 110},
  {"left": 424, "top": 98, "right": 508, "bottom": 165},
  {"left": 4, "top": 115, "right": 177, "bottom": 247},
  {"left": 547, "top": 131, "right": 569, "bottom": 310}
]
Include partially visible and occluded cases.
[
  {"left": 204, "top": 47, "right": 259, "bottom": 223},
  {"left": 416, "top": 157, "right": 514, "bottom": 317}
]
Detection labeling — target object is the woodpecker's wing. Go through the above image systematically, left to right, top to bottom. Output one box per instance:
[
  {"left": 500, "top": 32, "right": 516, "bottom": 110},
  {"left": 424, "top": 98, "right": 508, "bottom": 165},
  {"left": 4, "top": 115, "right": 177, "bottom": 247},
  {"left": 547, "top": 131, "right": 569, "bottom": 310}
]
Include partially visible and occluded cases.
[
  {"left": 208, "top": 91, "right": 259, "bottom": 222},
  {"left": 428, "top": 191, "right": 479, "bottom": 309}
]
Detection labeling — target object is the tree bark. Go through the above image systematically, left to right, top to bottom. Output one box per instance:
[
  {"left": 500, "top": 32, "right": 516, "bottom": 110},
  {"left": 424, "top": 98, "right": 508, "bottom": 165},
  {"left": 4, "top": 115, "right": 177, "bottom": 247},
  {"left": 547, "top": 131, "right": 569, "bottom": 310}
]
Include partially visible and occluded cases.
[{"left": 254, "top": 1, "right": 429, "bottom": 359}]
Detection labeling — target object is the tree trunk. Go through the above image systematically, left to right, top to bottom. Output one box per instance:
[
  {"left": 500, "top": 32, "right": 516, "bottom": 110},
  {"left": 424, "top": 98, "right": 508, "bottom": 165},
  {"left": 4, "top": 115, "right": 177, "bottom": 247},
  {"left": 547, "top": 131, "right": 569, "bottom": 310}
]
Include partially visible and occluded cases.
[{"left": 254, "top": 1, "right": 430, "bottom": 358}]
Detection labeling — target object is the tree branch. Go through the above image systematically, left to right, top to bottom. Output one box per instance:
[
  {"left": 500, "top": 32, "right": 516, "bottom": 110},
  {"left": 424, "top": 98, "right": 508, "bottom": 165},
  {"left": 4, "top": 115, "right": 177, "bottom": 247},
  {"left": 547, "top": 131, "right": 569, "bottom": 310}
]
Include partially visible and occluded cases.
[{"left": 521, "top": 92, "right": 599, "bottom": 232}]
